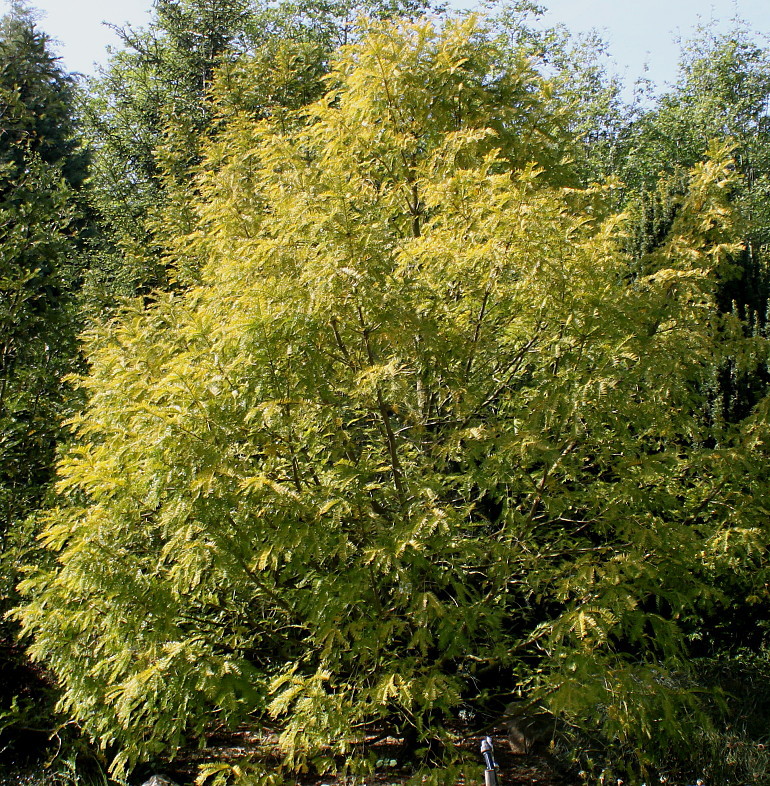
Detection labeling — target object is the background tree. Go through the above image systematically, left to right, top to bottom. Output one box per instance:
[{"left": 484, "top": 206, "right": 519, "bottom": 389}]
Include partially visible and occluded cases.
[
  {"left": 0, "top": 0, "right": 88, "bottom": 749},
  {"left": 81, "top": 0, "right": 256, "bottom": 303},
  {"left": 82, "top": 0, "right": 439, "bottom": 310},
  {"left": 486, "top": 1, "right": 629, "bottom": 188},
  {"left": 614, "top": 22, "right": 770, "bottom": 321},
  {"left": 616, "top": 26, "right": 770, "bottom": 778}
]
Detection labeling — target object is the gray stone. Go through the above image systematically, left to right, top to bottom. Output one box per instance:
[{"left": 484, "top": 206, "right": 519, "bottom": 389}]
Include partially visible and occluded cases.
[
  {"left": 503, "top": 701, "right": 559, "bottom": 755},
  {"left": 140, "top": 776, "right": 180, "bottom": 786}
]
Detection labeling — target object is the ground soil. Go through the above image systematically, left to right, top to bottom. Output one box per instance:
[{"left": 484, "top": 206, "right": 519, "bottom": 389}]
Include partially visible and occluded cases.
[
  {"left": 1, "top": 722, "right": 573, "bottom": 785},
  {"left": 163, "top": 723, "right": 573, "bottom": 786}
]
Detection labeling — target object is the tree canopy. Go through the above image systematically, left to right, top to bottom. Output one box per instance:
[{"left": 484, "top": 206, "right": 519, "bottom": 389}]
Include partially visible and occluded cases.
[{"left": 15, "top": 16, "right": 770, "bottom": 783}]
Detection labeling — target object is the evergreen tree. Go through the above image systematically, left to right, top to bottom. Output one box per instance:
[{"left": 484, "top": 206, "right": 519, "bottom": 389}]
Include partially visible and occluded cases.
[
  {"left": 0, "top": 0, "right": 88, "bottom": 739},
  {"left": 82, "top": 0, "right": 255, "bottom": 302},
  {"left": 0, "top": 1, "right": 86, "bottom": 188}
]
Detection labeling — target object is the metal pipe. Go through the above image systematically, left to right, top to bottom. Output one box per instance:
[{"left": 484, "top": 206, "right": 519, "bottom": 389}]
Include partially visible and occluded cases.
[{"left": 481, "top": 736, "right": 500, "bottom": 786}]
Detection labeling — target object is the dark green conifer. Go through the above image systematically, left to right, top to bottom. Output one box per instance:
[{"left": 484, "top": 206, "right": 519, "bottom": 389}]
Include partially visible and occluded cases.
[{"left": 0, "top": 1, "right": 88, "bottom": 734}]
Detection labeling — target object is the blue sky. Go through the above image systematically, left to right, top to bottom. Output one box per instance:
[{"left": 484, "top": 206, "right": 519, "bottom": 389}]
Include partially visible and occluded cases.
[{"left": 2, "top": 0, "right": 768, "bottom": 96}]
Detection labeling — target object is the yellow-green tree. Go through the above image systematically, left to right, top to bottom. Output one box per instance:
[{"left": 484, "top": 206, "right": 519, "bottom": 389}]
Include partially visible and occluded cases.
[{"left": 17, "top": 16, "right": 770, "bottom": 782}]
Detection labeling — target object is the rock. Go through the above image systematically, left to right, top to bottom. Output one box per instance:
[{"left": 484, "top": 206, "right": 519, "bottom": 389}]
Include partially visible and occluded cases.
[
  {"left": 503, "top": 701, "right": 560, "bottom": 755},
  {"left": 140, "top": 776, "right": 180, "bottom": 786}
]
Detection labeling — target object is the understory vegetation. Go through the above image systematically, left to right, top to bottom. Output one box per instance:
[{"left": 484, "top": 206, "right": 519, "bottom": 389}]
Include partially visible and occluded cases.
[{"left": 2, "top": 1, "right": 770, "bottom": 784}]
